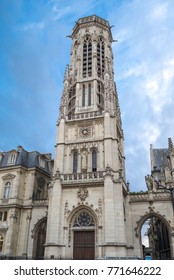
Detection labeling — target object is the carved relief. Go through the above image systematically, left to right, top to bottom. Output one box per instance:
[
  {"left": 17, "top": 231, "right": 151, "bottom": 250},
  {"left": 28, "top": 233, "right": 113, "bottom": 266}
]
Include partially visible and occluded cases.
[{"left": 77, "top": 187, "right": 88, "bottom": 201}]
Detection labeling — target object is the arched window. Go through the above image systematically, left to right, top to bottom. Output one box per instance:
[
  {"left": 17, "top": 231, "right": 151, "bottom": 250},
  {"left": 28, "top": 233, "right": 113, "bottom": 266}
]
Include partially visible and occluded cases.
[
  {"left": 83, "top": 37, "right": 92, "bottom": 78},
  {"left": 97, "top": 38, "right": 105, "bottom": 78},
  {"left": 88, "top": 83, "right": 91, "bottom": 106},
  {"left": 82, "top": 84, "right": 85, "bottom": 107},
  {"left": 92, "top": 150, "right": 97, "bottom": 172},
  {"left": 73, "top": 152, "right": 78, "bottom": 173},
  {"left": 3, "top": 182, "right": 11, "bottom": 198},
  {"left": 0, "top": 234, "right": 3, "bottom": 252}
]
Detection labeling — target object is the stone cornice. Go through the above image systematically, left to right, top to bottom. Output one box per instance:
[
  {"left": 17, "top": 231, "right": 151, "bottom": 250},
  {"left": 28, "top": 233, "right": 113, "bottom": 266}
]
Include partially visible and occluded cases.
[{"left": 129, "top": 191, "right": 171, "bottom": 203}]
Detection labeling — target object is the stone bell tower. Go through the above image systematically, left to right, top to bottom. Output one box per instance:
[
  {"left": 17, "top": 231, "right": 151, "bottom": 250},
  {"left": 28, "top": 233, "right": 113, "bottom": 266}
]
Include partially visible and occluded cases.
[{"left": 45, "top": 15, "right": 129, "bottom": 260}]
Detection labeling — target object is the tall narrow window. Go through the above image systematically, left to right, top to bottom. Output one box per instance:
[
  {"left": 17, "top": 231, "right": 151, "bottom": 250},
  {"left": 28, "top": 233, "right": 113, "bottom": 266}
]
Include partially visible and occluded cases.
[
  {"left": 83, "top": 37, "right": 92, "bottom": 78},
  {"left": 97, "top": 38, "right": 105, "bottom": 78},
  {"left": 88, "top": 83, "right": 91, "bottom": 106},
  {"left": 82, "top": 84, "right": 85, "bottom": 107},
  {"left": 92, "top": 150, "right": 97, "bottom": 172},
  {"left": 73, "top": 152, "right": 78, "bottom": 173},
  {"left": 3, "top": 182, "right": 11, "bottom": 198},
  {"left": 3, "top": 211, "right": 7, "bottom": 221},
  {"left": 0, "top": 234, "right": 3, "bottom": 252}
]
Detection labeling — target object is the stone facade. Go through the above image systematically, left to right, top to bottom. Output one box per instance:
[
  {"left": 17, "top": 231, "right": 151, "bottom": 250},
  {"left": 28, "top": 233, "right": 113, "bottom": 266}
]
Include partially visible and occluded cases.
[
  {"left": 0, "top": 15, "right": 174, "bottom": 259},
  {"left": 0, "top": 146, "right": 53, "bottom": 258}
]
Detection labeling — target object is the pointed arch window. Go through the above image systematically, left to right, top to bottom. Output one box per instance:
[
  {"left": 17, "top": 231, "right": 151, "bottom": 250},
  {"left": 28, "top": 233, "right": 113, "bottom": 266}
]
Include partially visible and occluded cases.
[
  {"left": 83, "top": 37, "right": 92, "bottom": 78},
  {"left": 97, "top": 38, "right": 105, "bottom": 78},
  {"left": 88, "top": 83, "right": 91, "bottom": 106},
  {"left": 82, "top": 84, "right": 85, "bottom": 107},
  {"left": 92, "top": 150, "right": 97, "bottom": 172},
  {"left": 73, "top": 151, "right": 78, "bottom": 173}
]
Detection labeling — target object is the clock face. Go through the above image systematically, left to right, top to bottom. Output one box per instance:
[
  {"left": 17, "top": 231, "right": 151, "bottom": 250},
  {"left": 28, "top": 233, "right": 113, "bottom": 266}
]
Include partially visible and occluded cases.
[{"left": 79, "top": 127, "right": 91, "bottom": 137}]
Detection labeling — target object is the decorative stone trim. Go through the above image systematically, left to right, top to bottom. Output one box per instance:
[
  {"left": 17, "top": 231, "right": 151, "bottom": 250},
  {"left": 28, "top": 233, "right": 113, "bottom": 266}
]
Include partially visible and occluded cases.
[{"left": 77, "top": 187, "right": 88, "bottom": 201}]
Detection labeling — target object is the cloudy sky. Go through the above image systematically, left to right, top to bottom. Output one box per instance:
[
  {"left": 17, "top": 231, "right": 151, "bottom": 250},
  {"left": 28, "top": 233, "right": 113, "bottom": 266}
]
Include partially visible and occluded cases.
[{"left": 1, "top": 0, "right": 174, "bottom": 192}]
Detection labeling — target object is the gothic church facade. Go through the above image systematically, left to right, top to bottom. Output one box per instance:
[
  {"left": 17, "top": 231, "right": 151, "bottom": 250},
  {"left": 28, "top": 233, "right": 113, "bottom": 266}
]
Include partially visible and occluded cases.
[{"left": 0, "top": 15, "right": 174, "bottom": 260}]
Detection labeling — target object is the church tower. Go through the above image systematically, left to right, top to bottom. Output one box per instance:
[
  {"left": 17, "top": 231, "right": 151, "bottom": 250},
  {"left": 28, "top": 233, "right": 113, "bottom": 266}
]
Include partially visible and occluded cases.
[{"left": 45, "top": 15, "right": 129, "bottom": 259}]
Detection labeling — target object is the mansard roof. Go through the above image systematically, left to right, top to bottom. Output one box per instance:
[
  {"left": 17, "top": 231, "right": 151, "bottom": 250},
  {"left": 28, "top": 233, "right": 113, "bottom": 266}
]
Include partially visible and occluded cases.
[
  {"left": 0, "top": 146, "right": 53, "bottom": 174},
  {"left": 152, "top": 148, "right": 170, "bottom": 170}
]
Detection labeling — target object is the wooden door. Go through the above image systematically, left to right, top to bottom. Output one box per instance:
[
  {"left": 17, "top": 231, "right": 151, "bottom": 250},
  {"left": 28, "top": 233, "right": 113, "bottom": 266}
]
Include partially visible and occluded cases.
[{"left": 73, "top": 231, "right": 95, "bottom": 259}]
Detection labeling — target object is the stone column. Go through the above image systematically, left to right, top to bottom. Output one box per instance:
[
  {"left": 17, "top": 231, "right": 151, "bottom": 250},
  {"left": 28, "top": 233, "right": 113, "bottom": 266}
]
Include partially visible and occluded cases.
[
  {"left": 44, "top": 173, "right": 62, "bottom": 259},
  {"left": 22, "top": 210, "right": 31, "bottom": 257}
]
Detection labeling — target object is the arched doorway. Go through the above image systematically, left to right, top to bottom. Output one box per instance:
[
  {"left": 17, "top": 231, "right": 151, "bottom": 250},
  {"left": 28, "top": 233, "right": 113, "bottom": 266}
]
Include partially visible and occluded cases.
[
  {"left": 71, "top": 209, "right": 96, "bottom": 260},
  {"left": 140, "top": 214, "right": 172, "bottom": 259},
  {"left": 32, "top": 218, "right": 47, "bottom": 259}
]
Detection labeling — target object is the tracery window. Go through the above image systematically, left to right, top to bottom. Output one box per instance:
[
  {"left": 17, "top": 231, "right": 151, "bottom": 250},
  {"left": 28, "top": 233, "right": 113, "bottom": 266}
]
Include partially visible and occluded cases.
[
  {"left": 83, "top": 37, "right": 92, "bottom": 78},
  {"left": 97, "top": 38, "right": 105, "bottom": 78},
  {"left": 92, "top": 150, "right": 97, "bottom": 172},
  {"left": 73, "top": 151, "right": 78, "bottom": 173},
  {"left": 3, "top": 182, "right": 11, "bottom": 198},
  {"left": 74, "top": 211, "right": 95, "bottom": 227}
]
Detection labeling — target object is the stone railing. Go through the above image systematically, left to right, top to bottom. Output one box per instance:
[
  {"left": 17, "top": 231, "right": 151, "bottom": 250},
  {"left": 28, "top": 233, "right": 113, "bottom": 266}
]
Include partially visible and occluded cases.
[
  {"left": 67, "top": 111, "right": 103, "bottom": 121},
  {"left": 62, "top": 171, "right": 104, "bottom": 184},
  {"left": 129, "top": 191, "right": 171, "bottom": 203},
  {"left": 32, "top": 199, "right": 48, "bottom": 207}
]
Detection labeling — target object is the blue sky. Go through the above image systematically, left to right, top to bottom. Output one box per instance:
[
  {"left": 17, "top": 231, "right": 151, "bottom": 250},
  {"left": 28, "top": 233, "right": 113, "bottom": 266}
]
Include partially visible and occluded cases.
[{"left": 1, "top": 0, "right": 174, "bottom": 191}]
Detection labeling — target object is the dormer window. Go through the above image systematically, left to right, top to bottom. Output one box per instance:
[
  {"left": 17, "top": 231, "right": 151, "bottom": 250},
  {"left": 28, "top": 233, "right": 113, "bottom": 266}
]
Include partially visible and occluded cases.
[
  {"left": 0, "top": 152, "right": 4, "bottom": 163},
  {"left": 8, "top": 153, "right": 16, "bottom": 165},
  {"left": 39, "top": 156, "right": 45, "bottom": 168}
]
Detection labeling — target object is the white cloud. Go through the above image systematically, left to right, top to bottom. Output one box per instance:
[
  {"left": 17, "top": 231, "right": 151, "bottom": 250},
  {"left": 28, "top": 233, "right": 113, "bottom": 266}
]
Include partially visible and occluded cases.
[
  {"left": 150, "top": 3, "right": 168, "bottom": 20},
  {"left": 51, "top": 5, "right": 71, "bottom": 20},
  {"left": 21, "top": 21, "right": 45, "bottom": 31},
  {"left": 138, "top": 123, "right": 161, "bottom": 150}
]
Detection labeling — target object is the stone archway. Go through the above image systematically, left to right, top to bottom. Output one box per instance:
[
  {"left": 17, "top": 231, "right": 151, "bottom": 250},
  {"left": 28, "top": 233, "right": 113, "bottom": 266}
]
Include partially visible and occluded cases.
[
  {"left": 68, "top": 207, "right": 97, "bottom": 260},
  {"left": 136, "top": 213, "right": 172, "bottom": 259},
  {"left": 32, "top": 218, "right": 47, "bottom": 259}
]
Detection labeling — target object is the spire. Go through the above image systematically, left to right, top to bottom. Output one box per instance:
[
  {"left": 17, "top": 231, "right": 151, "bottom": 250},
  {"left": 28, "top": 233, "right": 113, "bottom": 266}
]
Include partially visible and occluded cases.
[
  {"left": 64, "top": 64, "right": 69, "bottom": 82},
  {"left": 168, "top": 138, "right": 174, "bottom": 153}
]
